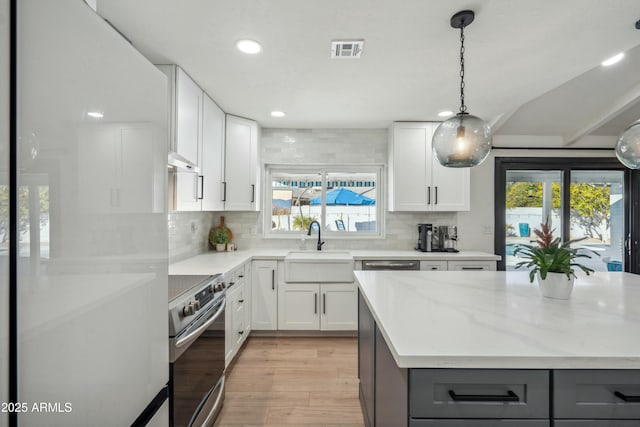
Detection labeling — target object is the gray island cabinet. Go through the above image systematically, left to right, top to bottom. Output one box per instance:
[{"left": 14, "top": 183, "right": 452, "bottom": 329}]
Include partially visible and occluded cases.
[{"left": 355, "top": 271, "right": 640, "bottom": 427}]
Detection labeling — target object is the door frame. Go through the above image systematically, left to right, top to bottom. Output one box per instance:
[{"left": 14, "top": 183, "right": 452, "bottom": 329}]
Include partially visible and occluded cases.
[{"left": 494, "top": 157, "right": 636, "bottom": 272}]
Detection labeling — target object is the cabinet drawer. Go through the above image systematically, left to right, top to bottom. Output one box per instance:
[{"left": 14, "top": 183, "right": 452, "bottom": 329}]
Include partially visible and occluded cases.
[
  {"left": 420, "top": 261, "right": 448, "bottom": 271},
  {"left": 447, "top": 261, "right": 495, "bottom": 271},
  {"left": 409, "top": 369, "right": 549, "bottom": 419},
  {"left": 554, "top": 370, "right": 640, "bottom": 419},
  {"left": 410, "top": 420, "right": 549, "bottom": 427},
  {"left": 554, "top": 421, "right": 640, "bottom": 426}
]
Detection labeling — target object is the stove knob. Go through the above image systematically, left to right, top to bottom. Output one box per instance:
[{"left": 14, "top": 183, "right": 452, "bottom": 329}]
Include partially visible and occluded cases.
[
  {"left": 213, "top": 283, "right": 225, "bottom": 292},
  {"left": 208, "top": 285, "right": 214, "bottom": 294},
  {"left": 193, "top": 300, "right": 201, "bottom": 311},
  {"left": 182, "top": 303, "right": 195, "bottom": 317}
]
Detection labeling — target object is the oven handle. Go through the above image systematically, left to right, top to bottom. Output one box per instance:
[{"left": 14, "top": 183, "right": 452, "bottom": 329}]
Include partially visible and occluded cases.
[{"left": 176, "top": 299, "right": 226, "bottom": 349}]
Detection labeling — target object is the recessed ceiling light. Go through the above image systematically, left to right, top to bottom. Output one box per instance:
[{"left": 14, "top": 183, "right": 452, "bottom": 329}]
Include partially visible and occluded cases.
[
  {"left": 236, "top": 39, "right": 262, "bottom": 54},
  {"left": 601, "top": 52, "right": 624, "bottom": 66},
  {"left": 437, "top": 110, "right": 454, "bottom": 117},
  {"left": 87, "top": 111, "right": 103, "bottom": 118},
  {"left": 271, "top": 111, "right": 285, "bottom": 118}
]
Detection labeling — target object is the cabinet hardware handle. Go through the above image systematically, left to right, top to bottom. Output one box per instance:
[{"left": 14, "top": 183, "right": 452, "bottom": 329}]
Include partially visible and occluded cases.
[
  {"left": 198, "top": 175, "right": 204, "bottom": 200},
  {"left": 222, "top": 181, "right": 227, "bottom": 202},
  {"left": 427, "top": 186, "right": 431, "bottom": 205},
  {"left": 435, "top": 186, "right": 438, "bottom": 205},
  {"left": 430, "top": 267, "right": 438, "bottom": 270},
  {"left": 461, "top": 267, "right": 484, "bottom": 270},
  {"left": 271, "top": 269, "right": 275, "bottom": 290},
  {"left": 238, "top": 274, "right": 244, "bottom": 278},
  {"left": 229, "top": 281, "right": 235, "bottom": 286},
  {"left": 314, "top": 293, "right": 318, "bottom": 314},
  {"left": 322, "top": 293, "right": 326, "bottom": 314},
  {"left": 238, "top": 299, "right": 244, "bottom": 303},
  {"left": 238, "top": 330, "right": 244, "bottom": 335},
  {"left": 448, "top": 390, "right": 519, "bottom": 402},
  {"left": 614, "top": 391, "right": 640, "bottom": 402}
]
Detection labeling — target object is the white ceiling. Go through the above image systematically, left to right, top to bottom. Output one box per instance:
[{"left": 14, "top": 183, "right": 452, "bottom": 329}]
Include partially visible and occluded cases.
[{"left": 97, "top": 0, "right": 640, "bottom": 144}]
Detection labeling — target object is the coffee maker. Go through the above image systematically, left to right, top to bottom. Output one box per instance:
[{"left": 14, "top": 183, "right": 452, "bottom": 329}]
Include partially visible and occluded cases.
[{"left": 417, "top": 224, "right": 459, "bottom": 252}]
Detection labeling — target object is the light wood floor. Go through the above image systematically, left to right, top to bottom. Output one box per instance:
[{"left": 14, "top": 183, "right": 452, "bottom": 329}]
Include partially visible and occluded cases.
[{"left": 214, "top": 336, "right": 365, "bottom": 427}]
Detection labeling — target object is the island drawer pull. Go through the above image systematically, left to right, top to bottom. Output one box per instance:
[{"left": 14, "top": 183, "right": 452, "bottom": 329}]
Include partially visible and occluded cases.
[
  {"left": 461, "top": 267, "right": 485, "bottom": 270},
  {"left": 448, "top": 390, "right": 519, "bottom": 402},
  {"left": 614, "top": 391, "right": 640, "bottom": 402}
]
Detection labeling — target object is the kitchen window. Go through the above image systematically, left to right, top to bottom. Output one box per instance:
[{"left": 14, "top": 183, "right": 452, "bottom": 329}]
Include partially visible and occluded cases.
[{"left": 264, "top": 165, "right": 384, "bottom": 238}]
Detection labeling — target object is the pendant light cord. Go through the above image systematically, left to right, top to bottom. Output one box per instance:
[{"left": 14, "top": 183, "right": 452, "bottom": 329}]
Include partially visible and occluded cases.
[{"left": 459, "top": 23, "right": 467, "bottom": 115}]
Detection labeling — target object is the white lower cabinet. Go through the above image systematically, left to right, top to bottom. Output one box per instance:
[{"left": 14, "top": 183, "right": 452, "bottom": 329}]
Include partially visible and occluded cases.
[
  {"left": 251, "top": 260, "right": 278, "bottom": 330},
  {"left": 447, "top": 260, "right": 496, "bottom": 271},
  {"left": 225, "top": 262, "right": 251, "bottom": 367},
  {"left": 278, "top": 283, "right": 357, "bottom": 331}
]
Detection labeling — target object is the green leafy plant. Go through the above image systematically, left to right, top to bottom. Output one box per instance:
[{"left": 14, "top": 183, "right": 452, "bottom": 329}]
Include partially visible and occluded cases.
[
  {"left": 292, "top": 215, "right": 317, "bottom": 231},
  {"left": 513, "top": 219, "right": 597, "bottom": 283},
  {"left": 210, "top": 228, "right": 230, "bottom": 245}
]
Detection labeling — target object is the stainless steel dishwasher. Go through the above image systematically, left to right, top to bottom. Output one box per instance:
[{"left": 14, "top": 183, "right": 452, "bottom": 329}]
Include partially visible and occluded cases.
[{"left": 361, "top": 260, "right": 420, "bottom": 271}]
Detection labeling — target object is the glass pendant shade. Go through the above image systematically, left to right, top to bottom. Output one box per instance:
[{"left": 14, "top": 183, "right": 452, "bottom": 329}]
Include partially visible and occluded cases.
[
  {"left": 432, "top": 113, "right": 493, "bottom": 167},
  {"left": 615, "top": 121, "right": 640, "bottom": 169}
]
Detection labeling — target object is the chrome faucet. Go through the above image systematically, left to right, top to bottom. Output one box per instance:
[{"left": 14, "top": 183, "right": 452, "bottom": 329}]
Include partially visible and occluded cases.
[{"left": 307, "top": 220, "right": 325, "bottom": 251}]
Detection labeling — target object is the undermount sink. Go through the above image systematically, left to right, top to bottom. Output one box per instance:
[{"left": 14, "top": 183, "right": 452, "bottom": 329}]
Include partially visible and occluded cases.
[{"left": 284, "top": 251, "right": 354, "bottom": 282}]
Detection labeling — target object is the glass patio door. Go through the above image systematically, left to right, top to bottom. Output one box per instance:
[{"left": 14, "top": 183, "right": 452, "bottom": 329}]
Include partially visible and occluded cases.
[
  {"left": 496, "top": 158, "right": 632, "bottom": 273},
  {"left": 505, "top": 170, "right": 563, "bottom": 271},
  {"left": 569, "top": 171, "right": 625, "bottom": 272}
]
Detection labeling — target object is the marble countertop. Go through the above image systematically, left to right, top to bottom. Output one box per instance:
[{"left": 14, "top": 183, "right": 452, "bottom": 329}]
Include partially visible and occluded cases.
[
  {"left": 169, "top": 249, "right": 500, "bottom": 276},
  {"left": 355, "top": 270, "right": 640, "bottom": 369}
]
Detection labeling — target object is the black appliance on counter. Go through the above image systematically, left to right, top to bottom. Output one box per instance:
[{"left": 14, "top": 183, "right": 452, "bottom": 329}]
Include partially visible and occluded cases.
[{"left": 416, "top": 224, "right": 459, "bottom": 252}]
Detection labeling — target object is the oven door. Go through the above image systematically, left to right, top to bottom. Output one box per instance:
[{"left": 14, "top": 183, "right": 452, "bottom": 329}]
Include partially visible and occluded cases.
[{"left": 170, "top": 297, "right": 225, "bottom": 427}]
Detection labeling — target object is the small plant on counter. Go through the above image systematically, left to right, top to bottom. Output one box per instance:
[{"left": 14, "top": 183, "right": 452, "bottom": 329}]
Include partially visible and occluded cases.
[
  {"left": 513, "top": 219, "right": 597, "bottom": 283},
  {"left": 209, "top": 228, "right": 230, "bottom": 246}
]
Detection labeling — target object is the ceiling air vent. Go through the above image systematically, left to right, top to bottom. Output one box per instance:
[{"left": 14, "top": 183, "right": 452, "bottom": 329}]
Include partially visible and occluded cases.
[{"left": 331, "top": 40, "right": 364, "bottom": 59}]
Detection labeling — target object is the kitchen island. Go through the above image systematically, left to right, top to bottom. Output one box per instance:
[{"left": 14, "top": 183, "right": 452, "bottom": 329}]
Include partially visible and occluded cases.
[{"left": 355, "top": 270, "right": 640, "bottom": 427}]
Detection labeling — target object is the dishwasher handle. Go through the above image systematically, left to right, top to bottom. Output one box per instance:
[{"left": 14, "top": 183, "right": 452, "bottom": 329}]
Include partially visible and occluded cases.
[{"left": 362, "top": 261, "right": 420, "bottom": 271}]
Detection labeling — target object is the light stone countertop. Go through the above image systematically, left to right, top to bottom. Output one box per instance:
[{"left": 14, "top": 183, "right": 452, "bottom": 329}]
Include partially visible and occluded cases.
[
  {"left": 168, "top": 249, "right": 500, "bottom": 276},
  {"left": 355, "top": 270, "right": 640, "bottom": 369}
]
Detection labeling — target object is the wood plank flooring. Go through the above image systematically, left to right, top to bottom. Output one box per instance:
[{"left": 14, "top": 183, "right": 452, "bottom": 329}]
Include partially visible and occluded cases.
[{"left": 215, "top": 336, "right": 364, "bottom": 427}]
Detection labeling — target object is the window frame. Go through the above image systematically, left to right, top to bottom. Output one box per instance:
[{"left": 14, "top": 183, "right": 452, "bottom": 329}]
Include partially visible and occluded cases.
[{"left": 263, "top": 163, "right": 385, "bottom": 239}]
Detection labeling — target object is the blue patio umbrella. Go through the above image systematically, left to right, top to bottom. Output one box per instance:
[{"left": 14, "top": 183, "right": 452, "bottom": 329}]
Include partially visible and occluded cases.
[{"left": 310, "top": 187, "right": 375, "bottom": 205}]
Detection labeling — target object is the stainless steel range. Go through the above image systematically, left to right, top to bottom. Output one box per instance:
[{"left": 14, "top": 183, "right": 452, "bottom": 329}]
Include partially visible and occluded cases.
[{"left": 168, "top": 274, "right": 226, "bottom": 427}]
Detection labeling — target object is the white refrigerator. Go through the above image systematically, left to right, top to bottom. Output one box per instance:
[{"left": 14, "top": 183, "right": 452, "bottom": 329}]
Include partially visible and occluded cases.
[{"left": 5, "top": 0, "right": 169, "bottom": 425}]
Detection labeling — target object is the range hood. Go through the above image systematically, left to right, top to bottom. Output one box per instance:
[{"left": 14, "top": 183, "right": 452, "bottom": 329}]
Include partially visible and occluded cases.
[{"left": 168, "top": 151, "right": 200, "bottom": 173}]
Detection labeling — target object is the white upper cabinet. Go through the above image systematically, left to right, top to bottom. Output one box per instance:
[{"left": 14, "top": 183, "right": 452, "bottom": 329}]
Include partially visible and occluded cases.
[
  {"left": 175, "top": 67, "right": 202, "bottom": 166},
  {"left": 201, "top": 95, "right": 225, "bottom": 211},
  {"left": 224, "top": 114, "right": 260, "bottom": 211},
  {"left": 388, "top": 122, "right": 470, "bottom": 211}
]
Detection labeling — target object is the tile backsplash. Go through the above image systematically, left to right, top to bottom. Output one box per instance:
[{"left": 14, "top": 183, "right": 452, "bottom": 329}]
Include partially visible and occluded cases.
[{"left": 169, "top": 128, "right": 458, "bottom": 262}]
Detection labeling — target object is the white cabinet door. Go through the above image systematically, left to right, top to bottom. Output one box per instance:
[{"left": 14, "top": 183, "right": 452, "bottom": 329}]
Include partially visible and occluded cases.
[
  {"left": 175, "top": 67, "right": 201, "bottom": 166},
  {"left": 173, "top": 68, "right": 203, "bottom": 211},
  {"left": 201, "top": 95, "right": 225, "bottom": 211},
  {"left": 225, "top": 114, "right": 259, "bottom": 211},
  {"left": 389, "top": 122, "right": 470, "bottom": 212},
  {"left": 388, "top": 123, "right": 430, "bottom": 211},
  {"left": 431, "top": 160, "right": 470, "bottom": 211},
  {"left": 251, "top": 260, "right": 278, "bottom": 330},
  {"left": 447, "top": 260, "right": 496, "bottom": 271},
  {"left": 242, "top": 262, "right": 252, "bottom": 336},
  {"left": 232, "top": 282, "right": 245, "bottom": 350},
  {"left": 278, "top": 283, "right": 320, "bottom": 330},
  {"left": 320, "top": 283, "right": 357, "bottom": 331},
  {"left": 224, "top": 284, "right": 238, "bottom": 365}
]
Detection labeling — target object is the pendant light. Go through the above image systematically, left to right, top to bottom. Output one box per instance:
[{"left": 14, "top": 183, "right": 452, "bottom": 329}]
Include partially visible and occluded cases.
[
  {"left": 432, "top": 10, "right": 492, "bottom": 168},
  {"left": 615, "top": 120, "right": 640, "bottom": 169}
]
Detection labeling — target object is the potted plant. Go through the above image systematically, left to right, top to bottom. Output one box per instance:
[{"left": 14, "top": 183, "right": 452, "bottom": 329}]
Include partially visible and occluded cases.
[
  {"left": 514, "top": 219, "right": 597, "bottom": 299},
  {"left": 209, "top": 228, "right": 230, "bottom": 252}
]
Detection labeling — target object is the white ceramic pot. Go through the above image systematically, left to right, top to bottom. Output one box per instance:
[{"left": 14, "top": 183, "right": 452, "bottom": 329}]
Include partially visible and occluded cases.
[
  {"left": 215, "top": 243, "right": 226, "bottom": 252},
  {"left": 536, "top": 272, "right": 575, "bottom": 299}
]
